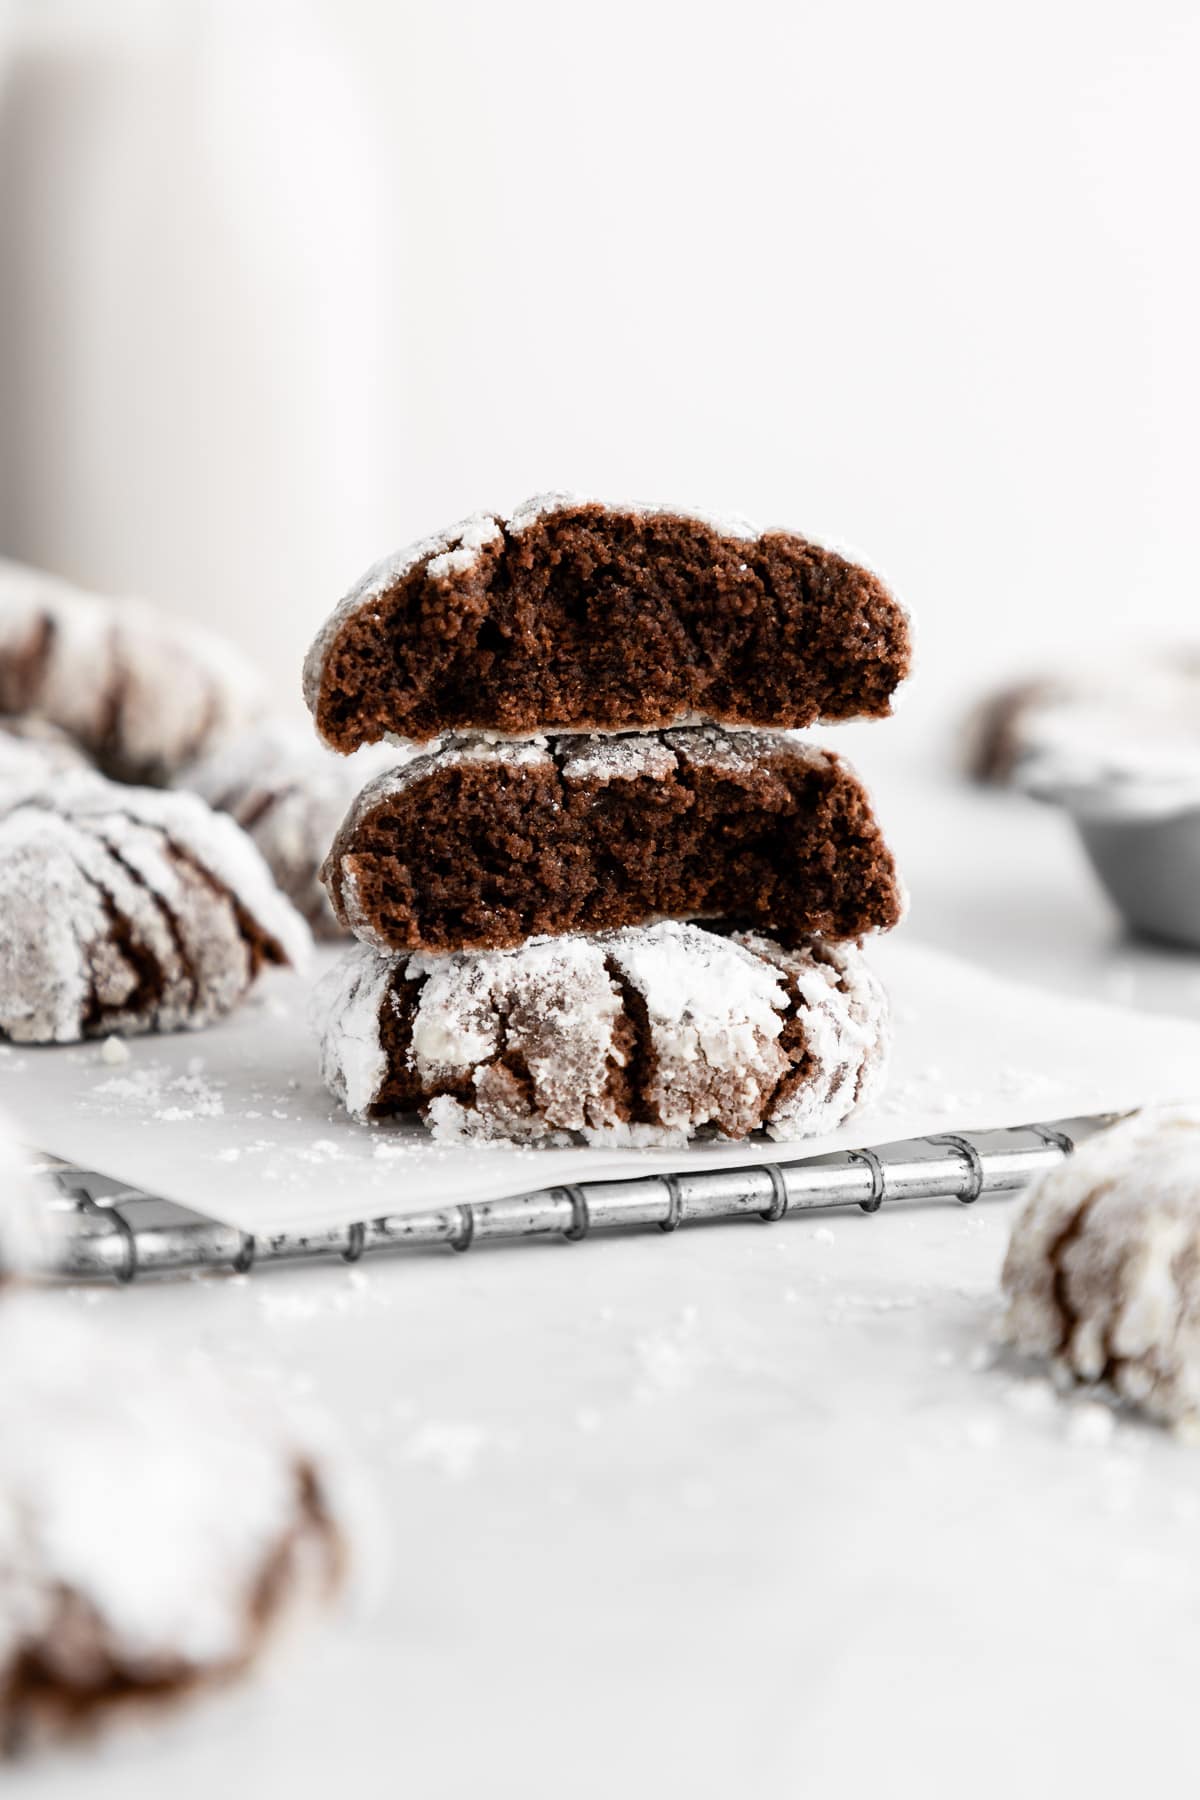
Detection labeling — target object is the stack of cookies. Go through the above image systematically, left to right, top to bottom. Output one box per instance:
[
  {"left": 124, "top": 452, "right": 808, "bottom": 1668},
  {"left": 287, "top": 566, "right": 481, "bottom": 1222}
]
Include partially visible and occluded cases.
[{"left": 305, "top": 495, "right": 911, "bottom": 1147}]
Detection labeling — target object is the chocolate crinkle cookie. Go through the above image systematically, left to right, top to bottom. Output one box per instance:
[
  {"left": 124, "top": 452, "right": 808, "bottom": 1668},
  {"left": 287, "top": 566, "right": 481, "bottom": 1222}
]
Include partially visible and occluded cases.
[
  {"left": 304, "top": 493, "right": 911, "bottom": 751},
  {"left": 0, "top": 558, "right": 264, "bottom": 784},
  {"left": 964, "top": 655, "right": 1200, "bottom": 788},
  {"left": 0, "top": 718, "right": 92, "bottom": 790},
  {"left": 177, "top": 720, "right": 408, "bottom": 938},
  {"left": 322, "top": 726, "right": 903, "bottom": 955},
  {"left": 0, "top": 770, "right": 310, "bottom": 1043},
  {"left": 312, "top": 920, "right": 888, "bottom": 1146},
  {"left": 1002, "top": 1109, "right": 1200, "bottom": 1432},
  {"left": 0, "top": 1298, "right": 346, "bottom": 1757}
]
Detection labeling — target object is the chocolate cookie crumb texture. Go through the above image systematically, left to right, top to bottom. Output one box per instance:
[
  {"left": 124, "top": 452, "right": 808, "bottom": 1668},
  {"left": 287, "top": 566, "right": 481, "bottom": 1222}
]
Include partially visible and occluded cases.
[
  {"left": 304, "top": 495, "right": 911, "bottom": 752},
  {"left": 323, "top": 726, "right": 903, "bottom": 955}
]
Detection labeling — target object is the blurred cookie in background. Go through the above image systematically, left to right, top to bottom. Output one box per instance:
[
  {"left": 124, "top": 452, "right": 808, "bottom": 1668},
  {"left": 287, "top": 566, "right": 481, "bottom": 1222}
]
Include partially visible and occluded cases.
[
  {"left": 0, "top": 558, "right": 265, "bottom": 785},
  {"left": 963, "top": 652, "right": 1200, "bottom": 789},
  {"left": 968, "top": 655, "right": 1200, "bottom": 948},
  {"left": 0, "top": 719, "right": 92, "bottom": 802},
  {"left": 177, "top": 722, "right": 408, "bottom": 939},
  {"left": 0, "top": 772, "right": 311, "bottom": 1043},
  {"left": 1002, "top": 1108, "right": 1200, "bottom": 1433},
  {"left": 0, "top": 1295, "right": 349, "bottom": 1757}
]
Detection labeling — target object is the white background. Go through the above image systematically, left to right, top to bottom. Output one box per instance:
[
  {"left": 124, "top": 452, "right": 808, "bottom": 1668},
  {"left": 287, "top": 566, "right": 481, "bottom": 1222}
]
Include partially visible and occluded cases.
[{"left": 1, "top": 0, "right": 1198, "bottom": 757}]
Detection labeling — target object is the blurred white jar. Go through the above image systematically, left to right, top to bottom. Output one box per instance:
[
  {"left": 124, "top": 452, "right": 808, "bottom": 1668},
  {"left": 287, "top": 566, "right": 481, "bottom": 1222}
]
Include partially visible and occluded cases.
[{"left": 0, "top": 0, "right": 394, "bottom": 710}]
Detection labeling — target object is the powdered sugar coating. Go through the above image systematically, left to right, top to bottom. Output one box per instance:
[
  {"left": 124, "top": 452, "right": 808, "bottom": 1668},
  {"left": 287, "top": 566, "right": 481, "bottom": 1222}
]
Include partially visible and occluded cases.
[
  {"left": 504, "top": 490, "right": 760, "bottom": 545},
  {"left": 301, "top": 512, "right": 508, "bottom": 724},
  {"left": 0, "top": 558, "right": 264, "bottom": 782},
  {"left": 0, "top": 720, "right": 91, "bottom": 796},
  {"left": 177, "top": 721, "right": 409, "bottom": 938},
  {"left": 0, "top": 772, "right": 311, "bottom": 1043},
  {"left": 312, "top": 921, "right": 889, "bottom": 1146},
  {"left": 733, "top": 931, "right": 892, "bottom": 1139},
  {"left": 1002, "top": 1108, "right": 1200, "bottom": 1429},
  {"left": 0, "top": 1297, "right": 344, "bottom": 1747}
]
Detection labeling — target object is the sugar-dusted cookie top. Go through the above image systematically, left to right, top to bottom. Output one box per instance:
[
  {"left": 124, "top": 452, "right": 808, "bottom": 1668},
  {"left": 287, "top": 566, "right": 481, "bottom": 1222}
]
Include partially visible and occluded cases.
[
  {"left": 303, "top": 494, "right": 911, "bottom": 751},
  {"left": 0, "top": 771, "right": 310, "bottom": 1043},
  {"left": 312, "top": 920, "right": 889, "bottom": 1147}
]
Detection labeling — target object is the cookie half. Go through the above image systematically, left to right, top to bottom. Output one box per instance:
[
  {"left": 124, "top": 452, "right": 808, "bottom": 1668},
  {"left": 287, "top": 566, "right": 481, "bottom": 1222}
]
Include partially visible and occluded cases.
[
  {"left": 303, "top": 494, "right": 911, "bottom": 751},
  {"left": 322, "top": 726, "right": 903, "bottom": 955},
  {"left": 312, "top": 920, "right": 889, "bottom": 1146}
]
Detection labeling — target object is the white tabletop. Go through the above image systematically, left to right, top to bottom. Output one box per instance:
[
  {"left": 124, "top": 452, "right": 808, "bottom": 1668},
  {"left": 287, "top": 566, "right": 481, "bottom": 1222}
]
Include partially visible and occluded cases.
[{"left": 16, "top": 771, "right": 1200, "bottom": 1799}]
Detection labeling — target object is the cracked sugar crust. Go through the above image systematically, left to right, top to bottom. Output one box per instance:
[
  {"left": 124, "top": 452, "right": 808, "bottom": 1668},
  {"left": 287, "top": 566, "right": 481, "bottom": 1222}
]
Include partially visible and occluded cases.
[
  {"left": 303, "top": 493, "right": 911, "bottom": 751},
  {"left": 0, "top": 558, "right": 265, "bottom": 784},
  {"left": 177, "top": 720, "right": 410, "bottom": 939},
  {"left": 322, "top": 725, "right": 903, "bottom": 955},
  {"left": 0, "top": 771, "right": 311, "bottom": 1044},
  {"left": 310, "top": 920, "right": 889, "bottom": 1146},
  {"left": 1001, "top": 1109, "right": 1200, "bottom": 1429},
  {"left": 0, "top": 1298, "right": 345, "bottom": 1755}
]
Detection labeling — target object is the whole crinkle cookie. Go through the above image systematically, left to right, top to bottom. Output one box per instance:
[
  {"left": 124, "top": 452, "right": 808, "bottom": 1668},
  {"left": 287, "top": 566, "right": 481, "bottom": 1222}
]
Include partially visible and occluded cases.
[
  {"left": 304, "top": 493, "right": 911, "bottom": 751},
  {"left": 0, "top": 770, "right": 310, "bottom": 1043},
  {"left": 311, "top": 919, "right": 889, "bottom": 1146},
  {"left": 1002, "top": 1108, "right": 1200, "bottom": 1431},
  {"left": 0, "top": 1297, "right": 348, "bottom": 1756}
]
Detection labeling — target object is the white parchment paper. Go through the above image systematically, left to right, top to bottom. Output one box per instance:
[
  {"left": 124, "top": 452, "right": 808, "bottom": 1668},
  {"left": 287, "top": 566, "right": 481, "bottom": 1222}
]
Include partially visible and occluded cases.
[{"left": 4, "top": 936, "right": 1200, "bottom": 1233}]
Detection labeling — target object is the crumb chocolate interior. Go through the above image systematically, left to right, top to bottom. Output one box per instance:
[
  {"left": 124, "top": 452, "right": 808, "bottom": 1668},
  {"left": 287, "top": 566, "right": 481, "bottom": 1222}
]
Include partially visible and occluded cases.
[
  {"left": 315, "top": 504, "right": 910, "bottom": 748},
  {"left": 328, "top": 740, "right": 902, "bottom": 954}
]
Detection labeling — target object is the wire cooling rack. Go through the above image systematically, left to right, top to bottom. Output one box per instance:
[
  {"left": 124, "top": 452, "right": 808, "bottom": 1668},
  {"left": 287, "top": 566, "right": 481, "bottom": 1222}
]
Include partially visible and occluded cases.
[{"left": 25, "top": 1114, "right": 1115, "bottom": 1283}]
